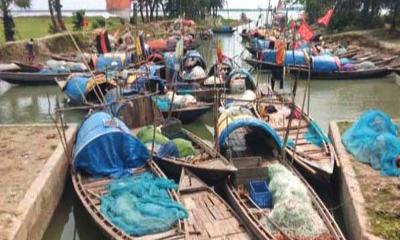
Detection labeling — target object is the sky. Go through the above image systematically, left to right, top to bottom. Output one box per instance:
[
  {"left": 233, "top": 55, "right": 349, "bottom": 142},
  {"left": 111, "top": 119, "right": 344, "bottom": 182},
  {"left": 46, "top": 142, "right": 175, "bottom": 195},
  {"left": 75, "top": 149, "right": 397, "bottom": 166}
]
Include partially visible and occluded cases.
[{"left": 27, "top": 0, "right": 279, "bottom": 10}]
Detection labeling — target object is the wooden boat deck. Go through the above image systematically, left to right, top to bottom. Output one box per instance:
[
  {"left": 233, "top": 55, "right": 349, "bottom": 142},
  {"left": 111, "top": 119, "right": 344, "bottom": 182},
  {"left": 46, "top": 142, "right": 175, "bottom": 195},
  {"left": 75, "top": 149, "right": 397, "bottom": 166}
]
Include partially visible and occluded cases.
[
  {"left": 256, "top": 88, "right": 335, "bottom": 177},
  {"left": 72, "top": 161, "right": 185, "bottom": 240},
  {"left": 179, "top": 169, "right": 251, "bottom": 240}
]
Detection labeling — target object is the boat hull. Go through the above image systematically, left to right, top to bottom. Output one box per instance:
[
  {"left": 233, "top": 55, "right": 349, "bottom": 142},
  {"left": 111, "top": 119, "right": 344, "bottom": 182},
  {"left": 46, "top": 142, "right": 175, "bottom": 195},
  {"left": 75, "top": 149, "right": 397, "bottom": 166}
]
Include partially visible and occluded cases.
[
  {"left": 0, "top": 72, "right": 69, "bottom": 85},
  {"left": 161, "top": 104, "right": 212, "bottom": 124}
]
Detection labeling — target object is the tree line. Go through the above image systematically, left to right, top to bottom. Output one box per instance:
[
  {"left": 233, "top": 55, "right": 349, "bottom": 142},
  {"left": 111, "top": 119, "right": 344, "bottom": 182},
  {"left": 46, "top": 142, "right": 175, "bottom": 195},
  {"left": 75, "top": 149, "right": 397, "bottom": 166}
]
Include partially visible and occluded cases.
[
  {"left": 1, "top": 0, "right": 226, "bottom": 42},
  {"left": 286, "top": 0, "right": 400, "bottom": 31}
]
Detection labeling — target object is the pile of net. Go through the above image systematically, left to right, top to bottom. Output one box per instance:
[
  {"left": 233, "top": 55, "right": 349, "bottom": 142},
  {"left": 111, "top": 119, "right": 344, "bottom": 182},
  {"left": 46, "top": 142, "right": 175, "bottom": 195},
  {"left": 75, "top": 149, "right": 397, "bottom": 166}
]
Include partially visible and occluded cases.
[
  {"left": 152, "top": 93, "right": 197, "bottom": 111},
  {"left": 342, "top": 110, "right": 400, "bottom": 176},
  {"left": 304, "top": 121, "right": 330, "bottom": 147},
  {"left": 136, "top": 125, "right": 197, "bottom": 158},
  {"left": 263, "top": 164, "right": 330, "bottom": 239},
  {"left": 100, "top": 172, "right": 188, "bottom": 236}
]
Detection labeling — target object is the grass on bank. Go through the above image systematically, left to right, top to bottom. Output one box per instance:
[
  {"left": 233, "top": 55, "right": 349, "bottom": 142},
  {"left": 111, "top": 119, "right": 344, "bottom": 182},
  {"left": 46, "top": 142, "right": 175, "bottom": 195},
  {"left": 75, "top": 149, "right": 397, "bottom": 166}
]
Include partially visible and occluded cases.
[
  {"left": 0, "top": 16, "right": 122, "bottom": 44},
  {"left": 338, "top": 121, "right": 400, "bottom": 240}
]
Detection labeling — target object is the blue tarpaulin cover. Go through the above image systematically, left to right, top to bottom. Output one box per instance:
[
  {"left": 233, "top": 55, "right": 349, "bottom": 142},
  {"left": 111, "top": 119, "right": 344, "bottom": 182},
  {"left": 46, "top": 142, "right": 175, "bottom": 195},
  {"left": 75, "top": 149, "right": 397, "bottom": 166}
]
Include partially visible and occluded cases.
[
  {"left": 252, "top": 38, "right": 270, "bottom": 49},
  {"left": 262, "top": 49, "right": 277, "bottom": 63},
  {"left": 182, "top": 50, "right": 207, "bottom": 69},
  {"left": 284, "top": 50, "right": 307, "bottom": 66},
  {"left": 96, "top": 54, "right": 124, "bottom": 72},
  {"left": 312, "top": 55, "right": 338, "bottom": 72},
  {"left": 228, "top": 68, "right": 256, "bottom": 90},
  {"left": 64, "top": 75, "right": 90, "bottom": 103},
  {"left": 342, "top": 110, "right": 400, "bottom": 176},
  {"left": 73, "top": 112, "right": 149, "bottom": 178},
  {"left": 218, "top": 118, "right": 283, "bottom": 151},
  {"left": 100, "top": 172, "right": 188, "bottom": 236}
]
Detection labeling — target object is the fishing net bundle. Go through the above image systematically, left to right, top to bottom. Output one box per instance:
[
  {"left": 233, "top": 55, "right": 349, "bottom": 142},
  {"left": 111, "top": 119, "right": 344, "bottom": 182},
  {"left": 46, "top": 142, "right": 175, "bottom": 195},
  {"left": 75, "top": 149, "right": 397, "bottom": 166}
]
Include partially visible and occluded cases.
[
  {"left": 342, "top": 110, "right": 400, "bottom": 176},
  {"left": 304, "top": 121, "right": 330, "bottom": 147},
  {"left": 136, "top": 126, "right": 197, "bottom": 158},
  {"left": 264, "top": 164, "right": 329, "bottom": 239},
  {"left": 100, "top": 172, "right": 188, "bottom": 236}
]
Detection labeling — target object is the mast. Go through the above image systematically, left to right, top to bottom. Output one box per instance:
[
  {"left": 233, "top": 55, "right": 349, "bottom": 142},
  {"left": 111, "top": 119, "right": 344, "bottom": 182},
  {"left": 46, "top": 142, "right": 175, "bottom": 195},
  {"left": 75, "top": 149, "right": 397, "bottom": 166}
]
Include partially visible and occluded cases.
[{"left": 266, "top": 0, "right": 271, "bottom": 27}]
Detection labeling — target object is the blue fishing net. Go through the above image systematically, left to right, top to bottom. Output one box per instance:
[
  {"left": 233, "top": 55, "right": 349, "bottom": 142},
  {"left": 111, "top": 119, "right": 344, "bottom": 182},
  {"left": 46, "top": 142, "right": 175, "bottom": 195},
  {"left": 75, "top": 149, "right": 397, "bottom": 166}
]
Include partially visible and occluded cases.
[
  {"left": 342, "top": 110, "right": 400, "bottom": 176},
  {"left": 304, "top": 121, "right": 330, "bottom": 147},
  {"left": 101, "top": 172, "right": 188, "bottom": 236}
]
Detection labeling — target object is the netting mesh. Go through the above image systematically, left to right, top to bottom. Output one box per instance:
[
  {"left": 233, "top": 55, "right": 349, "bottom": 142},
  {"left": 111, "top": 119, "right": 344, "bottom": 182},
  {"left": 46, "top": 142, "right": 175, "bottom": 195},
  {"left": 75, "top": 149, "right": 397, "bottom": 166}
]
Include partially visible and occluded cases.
[
  {"left": 342, "top": 110, "right": 400, "bottom": 176},
  {"left": 136, "top": 126, "right": 197, "bottom": 158},
  {"left": 264, "top": 164, "right": 329, "bottom": 239},
  {"left": 100, "top": 172, "right": 188, "bottom": 236}
]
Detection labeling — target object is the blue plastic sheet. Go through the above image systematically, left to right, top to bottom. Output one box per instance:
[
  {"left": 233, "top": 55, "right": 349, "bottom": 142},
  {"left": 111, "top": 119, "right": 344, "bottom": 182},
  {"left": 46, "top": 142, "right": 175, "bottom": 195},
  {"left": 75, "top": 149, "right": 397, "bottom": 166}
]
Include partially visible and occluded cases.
[
  {"left": 252, "top": 38, "right": 269, "bottom": 49},
  {"left": 262, "top": 49, "right": 277, "bottom": 63},
  {"left": 182, "top": 50, "right": 207, "bottom": 69},
  {"left": 284, "top": 50, "right": 307, "bottom": 66},
  {"left": 96, "top": 54, "right": 123, "bottom": 72},
  {"left": 312, "top": 55, "right": 338, "bottom": 73},
  {"left": 228, "top": 68, "right": 256, "bottom": 90},
  {"left": 64, "top": 75, "right": 90, "bottom": 103},
  {"left": 342, "top": 110, "right": 400, "bottom": 176},
  {"left": 73, "top": 112, "right": 149, "bottom": 178},
  {"left": 218, "top": 118, "right": 283, "bottom": 151},
  {"left": 157, "top": 141, "right": 180, "bottom": 158},
  {"left": 100, "top": 172, "right": 188, "bottom": 236}
]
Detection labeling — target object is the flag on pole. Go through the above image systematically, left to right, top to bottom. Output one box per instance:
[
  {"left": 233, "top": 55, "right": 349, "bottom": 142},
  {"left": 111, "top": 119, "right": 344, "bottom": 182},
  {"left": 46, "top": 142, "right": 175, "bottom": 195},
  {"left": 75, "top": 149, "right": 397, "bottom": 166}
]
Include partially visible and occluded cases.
[
  {"left": 106, "top": 0, "right": 132, "bottom": 20},
  {"left": 317, "top": 8, "right": 334, "bottom": 27},
  {"left": 298, "top": 21, "right": 314, "bottom": 41}
]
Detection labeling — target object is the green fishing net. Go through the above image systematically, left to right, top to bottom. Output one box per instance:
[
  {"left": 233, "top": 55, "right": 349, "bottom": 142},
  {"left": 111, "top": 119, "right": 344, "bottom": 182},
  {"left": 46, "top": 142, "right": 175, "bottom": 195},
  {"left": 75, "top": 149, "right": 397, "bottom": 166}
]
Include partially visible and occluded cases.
[
  {"left": 137, "top": 126, "right": 169, "bottom": 145},
  {"left": 172, "top": 138, "right": 197, "bottom": 157},
  {"left": 265, "top": 163, "right": 328, "bottom": 238},
  {"left": 100, "top": 172, "right": 188, "bottom": 236}
]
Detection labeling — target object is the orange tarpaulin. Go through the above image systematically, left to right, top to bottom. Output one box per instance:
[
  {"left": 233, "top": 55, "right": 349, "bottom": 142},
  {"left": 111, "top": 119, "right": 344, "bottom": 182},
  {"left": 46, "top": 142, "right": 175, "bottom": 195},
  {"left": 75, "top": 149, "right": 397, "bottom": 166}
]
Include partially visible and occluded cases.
[
  {"left": 106, "top": 0, "right": 131, "bottom": 10},
  {"left": 147, "top": 39, "right": 167, "bottom": 52},
  {"left": 275, "top": 41, "right": 285, "bottom": 65}
]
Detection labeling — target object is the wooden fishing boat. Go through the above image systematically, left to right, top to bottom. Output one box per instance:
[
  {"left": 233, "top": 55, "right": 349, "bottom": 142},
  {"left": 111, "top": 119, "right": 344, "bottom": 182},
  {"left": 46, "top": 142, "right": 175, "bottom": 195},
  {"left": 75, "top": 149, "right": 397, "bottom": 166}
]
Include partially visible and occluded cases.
[
  {"left": 212, "top": 27, "right": 236, "bottom": 34},
  {"left": 51, "top": 53, "right": 81, "bottom": 62},
  {"left": 244, "top": 58, "right": 393, "bottom": 80},
  {"left": 13, "top": 61, "right": 43, "bottom": 72},
  {"left": 0, "top": 71, "right": 69, "bottom": 85},
  {"left": 256, "top": 86, "right": 337, "bottom": 181},
  {"left": 118, "top": 97, "right": 237, "bottom": 185},
  {"left": 161, "top": 102, "right": 213, "bottom": 124},
  {"left": 217, "top": 107, "right": 345, "bottom": 240},
  {"left": 72, "top": 160, "right": 187, "bottom": 240},
  {"left": 178, "top": 168, "right": 253, "bottom": 239}
]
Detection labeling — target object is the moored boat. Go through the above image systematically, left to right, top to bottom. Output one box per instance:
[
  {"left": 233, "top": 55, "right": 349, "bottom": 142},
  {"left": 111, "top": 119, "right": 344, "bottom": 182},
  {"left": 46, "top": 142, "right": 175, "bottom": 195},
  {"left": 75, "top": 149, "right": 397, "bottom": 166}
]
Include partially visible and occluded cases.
[
  {"left": 212, "top": 26, "right": 236, "bottom": 34},
  {"left": 0, "top": 71, "right": 69, "bottom": 85},
  {"left": 256, "top": 86, "right": 336, "bottom": 181},
  {"left": 116, "top": 96, "right": 237, "bottom": 185},
  {"left": 216, "top": 105, "right": 345, "bottom": 240},
  {"left": 72, "top": 111, "right": 188, "bottom": 239},
  {"left": 178, "top": 168, "right": 253, "bottom": 239}
]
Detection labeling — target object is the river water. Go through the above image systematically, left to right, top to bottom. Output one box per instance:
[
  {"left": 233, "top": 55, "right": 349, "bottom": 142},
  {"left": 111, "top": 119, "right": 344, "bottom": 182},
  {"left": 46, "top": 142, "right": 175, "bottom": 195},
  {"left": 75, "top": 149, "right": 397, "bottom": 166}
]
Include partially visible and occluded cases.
[{"left": 1, "top": 27, "right": 399, "bottom": 240}]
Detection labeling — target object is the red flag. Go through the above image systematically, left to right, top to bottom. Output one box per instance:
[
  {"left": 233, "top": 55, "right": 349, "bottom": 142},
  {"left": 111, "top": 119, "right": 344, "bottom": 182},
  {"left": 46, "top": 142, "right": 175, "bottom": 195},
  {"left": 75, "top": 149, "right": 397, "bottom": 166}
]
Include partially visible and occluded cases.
[
  {"left": 317, "top": 8, "right": 334, "bottom": 27},
  {"left": 290, "top": 20, "right": 296, "bottom": 32},
  {"left": 298, "top": 22, "right": 314, "bottom": 41},
  {"left": 217, "top": 47, "right": 223, "bottom": 63}
]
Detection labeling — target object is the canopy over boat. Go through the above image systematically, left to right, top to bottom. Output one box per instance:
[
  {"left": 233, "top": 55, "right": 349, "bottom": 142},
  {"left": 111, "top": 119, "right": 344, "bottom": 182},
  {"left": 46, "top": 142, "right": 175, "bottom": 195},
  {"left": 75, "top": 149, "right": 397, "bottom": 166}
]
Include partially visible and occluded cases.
[
  {"left": 217, "top": 106, "right": 283, "bottom": 152},
  {"left": 73, "top": 111, "right": 149, "bottom": 178}
]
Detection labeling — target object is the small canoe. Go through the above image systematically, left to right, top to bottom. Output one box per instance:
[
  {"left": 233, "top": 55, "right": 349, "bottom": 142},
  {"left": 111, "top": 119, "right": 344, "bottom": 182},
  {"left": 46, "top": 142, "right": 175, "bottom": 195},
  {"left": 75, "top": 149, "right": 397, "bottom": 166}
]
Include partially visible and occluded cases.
[
  {"left": 212, "top": 28, "right": 236, "bottom": 34},
  {"left": 13, "top": 61, "right": 43, "bottom": 72},
  {"left": 0, "top": 71, "right": 69, "bottom": 85},
  {"left": 161, "top": 102, "right": 213, "bottom": 124},
  {"left": 217, "top": 107, "right": 345, "bottom": 239},
  {"left": 72, "top": 160, "right": 187, "bottom": 240},
  {"left": 178, "top": 168, "right": 252, "bottom": 239}
]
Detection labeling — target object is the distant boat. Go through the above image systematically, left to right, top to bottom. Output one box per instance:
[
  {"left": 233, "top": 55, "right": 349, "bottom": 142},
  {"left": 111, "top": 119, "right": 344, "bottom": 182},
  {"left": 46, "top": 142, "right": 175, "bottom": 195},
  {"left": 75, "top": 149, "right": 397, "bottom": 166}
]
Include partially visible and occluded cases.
[{"left": 212, "top": 26, "right": 236, "bottom": 34}]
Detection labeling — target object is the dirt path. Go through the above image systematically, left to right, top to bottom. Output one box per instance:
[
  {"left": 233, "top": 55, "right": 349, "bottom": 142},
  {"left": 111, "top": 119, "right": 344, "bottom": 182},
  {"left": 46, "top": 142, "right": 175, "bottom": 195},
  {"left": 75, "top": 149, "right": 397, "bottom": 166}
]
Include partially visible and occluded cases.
[{"left": 0, "top": 126, "right": 59, "bottom": 237}]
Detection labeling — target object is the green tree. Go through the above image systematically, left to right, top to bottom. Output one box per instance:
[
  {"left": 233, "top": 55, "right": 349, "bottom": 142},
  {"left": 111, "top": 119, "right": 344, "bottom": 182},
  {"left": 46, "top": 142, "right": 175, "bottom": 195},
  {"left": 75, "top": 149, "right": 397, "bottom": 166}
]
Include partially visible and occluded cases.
[
  {"left": 1, "top": 0, "right": 31, "bottom": 42},
  {"left": 48, "top": 0, "right": 66, "bottom": 32}
]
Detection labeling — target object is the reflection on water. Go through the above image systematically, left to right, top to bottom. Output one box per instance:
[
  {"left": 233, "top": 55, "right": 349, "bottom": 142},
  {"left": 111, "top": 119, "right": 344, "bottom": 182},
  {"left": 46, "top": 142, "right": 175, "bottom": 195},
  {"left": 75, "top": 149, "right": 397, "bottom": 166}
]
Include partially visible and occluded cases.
[
  {"left": 2, "top": 23, "right": 398, "bottom": 240},
  {"left": 0, "top": 81, "right": 84, "bottom": 124}
]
